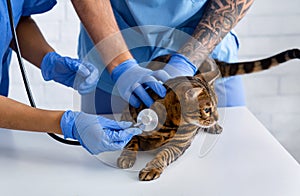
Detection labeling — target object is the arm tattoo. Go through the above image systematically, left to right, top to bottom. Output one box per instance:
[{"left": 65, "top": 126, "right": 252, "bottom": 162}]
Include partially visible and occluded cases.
[{"left": 179, "top": 0, "right": 254, "bottom": 67}]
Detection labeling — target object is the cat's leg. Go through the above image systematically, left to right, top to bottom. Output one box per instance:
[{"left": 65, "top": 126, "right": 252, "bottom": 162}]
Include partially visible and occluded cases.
[
  {"left": 117, "top": 108, "right": 141, "bottom": 169},
  {"left": 204, "top": 123, "right": 223, "bottom": 134},
  {"left": 139, "top": 125, "right": 197, "bottom": 181},
  {"left": 117, "top": 136, "right": 139, "bottom": 169}
]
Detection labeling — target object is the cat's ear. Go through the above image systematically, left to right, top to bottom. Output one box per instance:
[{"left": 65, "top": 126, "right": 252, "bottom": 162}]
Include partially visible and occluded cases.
[
  {"left": 202, "top": 69, "right": 221, "bottom": 85},
  {"left": 185, "top": 87, "right": 204, "bottom": 99}
]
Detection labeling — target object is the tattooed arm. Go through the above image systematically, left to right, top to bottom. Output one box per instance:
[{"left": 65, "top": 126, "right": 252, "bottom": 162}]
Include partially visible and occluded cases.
[{"left": 178, "top": 0, "right": 254, "bottom": 68}]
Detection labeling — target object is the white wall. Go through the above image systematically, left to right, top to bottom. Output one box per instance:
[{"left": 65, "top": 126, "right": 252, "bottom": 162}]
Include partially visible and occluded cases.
[
  {"left": 8, "top": 0, "right": 300, "bottom": 161},
  {"left": 235, "top": 0, "right": 300, "bottom": 162}
]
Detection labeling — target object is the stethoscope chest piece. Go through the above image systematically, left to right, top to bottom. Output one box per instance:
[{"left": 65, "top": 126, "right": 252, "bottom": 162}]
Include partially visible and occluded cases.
[{"left": 134, "top": 109, "right": 159, "bottom": 132}]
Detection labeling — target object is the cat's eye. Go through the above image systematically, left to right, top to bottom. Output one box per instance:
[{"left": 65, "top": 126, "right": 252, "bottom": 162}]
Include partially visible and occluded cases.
[{"left": 204, "top": 108, "right": 211, "bottom": 114}]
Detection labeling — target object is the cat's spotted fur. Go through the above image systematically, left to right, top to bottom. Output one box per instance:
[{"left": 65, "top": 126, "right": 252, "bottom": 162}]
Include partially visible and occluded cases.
[{"left": 117, "top": 48, "right": 300, "bottom": 181}]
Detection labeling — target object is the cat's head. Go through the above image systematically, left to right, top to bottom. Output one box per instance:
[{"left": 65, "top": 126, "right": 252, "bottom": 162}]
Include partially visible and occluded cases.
[
  {"left": 153, "top": 69, "right": 220, "bottom": 129},
  {"left": 182, "top": 70, "right": 220, "bottom": 128}
]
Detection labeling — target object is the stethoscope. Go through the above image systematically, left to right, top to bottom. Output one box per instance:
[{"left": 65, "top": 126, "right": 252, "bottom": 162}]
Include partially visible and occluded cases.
[
  {"left": 5, "top": 0, "right": 159, "bottom": 146},
  {"left": 6, "top": 0, "right": 80, "bottom": 145}
]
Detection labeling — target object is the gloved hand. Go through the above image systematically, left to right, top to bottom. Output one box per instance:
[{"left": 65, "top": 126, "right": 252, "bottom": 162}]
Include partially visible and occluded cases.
[
  {"left": 41, "top": 52, "right": 100, "bottom": 95},
  {"left": 163, "top": 54, "right": 197, "bottom": 78},
  {"left": 111, "top": 59, "right": 170, "bottom": 108},
  {"left": 60, "top": 110, "right": 142, "bottom": 155}
]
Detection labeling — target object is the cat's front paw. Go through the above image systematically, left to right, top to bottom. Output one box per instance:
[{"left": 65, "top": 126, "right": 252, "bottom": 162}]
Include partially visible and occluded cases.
[
  {"left": 205, "top": 123, "right": 223, "bottom": 134},
  {"left": 117, "top": 156, "right": 136, "bottom": 169},
  {"left": 139, "top": 167, "right": 162, "bottom": 181}
]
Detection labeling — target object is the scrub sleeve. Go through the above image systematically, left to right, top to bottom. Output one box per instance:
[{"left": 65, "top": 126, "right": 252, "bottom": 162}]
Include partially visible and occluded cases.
[{"left": 0, "top": 0, "right": 56, "bottom": 96}]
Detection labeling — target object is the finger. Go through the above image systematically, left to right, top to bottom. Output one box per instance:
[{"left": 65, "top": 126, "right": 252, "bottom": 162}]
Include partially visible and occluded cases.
[
  {"left": 82, "top": 61, "right": 97, "bottom": 72},
  {"left": 77, "top": 63, "right": 91, "bottom": 78},
  {"left": 84, "top": 63, "right": 100, "bottom": 84},
  {"left": 85, "top": 64, "right": 99, "bottom": 84},
  {"left": 77, "top": 67, "right": 99, "bottom": 95},
  {"left": 152, "top": 70, "right": 171, "bottom": 83},
  {"left": 139, "top": 75, "right": 166, "bottom": 98},
  {"left": 77, "top": 79, "right": 97, "bottom": 95},
  {"left": 144, "top": 81, "right": 166, "bottom": 98},
  {"left": 118, "top": 82, "right": 141, "bottom": 108},
  {"left": 78, "top": 85, "right": 95, "bottom": 95},
  {"left": 132, "top": 85, "right": 154, "bottom": 107},
  {"left": 128, "top": 93, "right": 142, "bottom": 108},
  {"left": 100, "top": 118, "right": 134, "bottom": 130},
  {"left": 115, "top": 121, "right": 133, "bottom": 129},
  {"left": 110, "top": 128, "right": 142, "bottom": 142},
  {"left": 117, "top": 128, "right": 142, "bottom": 141},
  {"left": 123, "top": 128, "right": 143, "bottom": 137},
  {"left": 102, "top": 130, "right": 128, "bottom": 150}
]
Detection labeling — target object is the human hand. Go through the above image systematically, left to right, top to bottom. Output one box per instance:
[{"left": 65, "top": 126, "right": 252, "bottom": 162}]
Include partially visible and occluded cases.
[
  {"left": 41, "top": 52, "right": 100, "bottom": 95},
  {"left": 163, "top": 54, "right": 197, "bottom": 78},
  {"left": 111, "top": 59, "right": 170, "bottom": 108},
  {"left": 60, "top": 111, "right": 142, "bottom": 155}
]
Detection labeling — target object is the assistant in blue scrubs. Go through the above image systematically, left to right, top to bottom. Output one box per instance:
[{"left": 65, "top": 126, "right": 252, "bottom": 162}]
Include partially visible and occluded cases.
[
  {"left": 0, "top": 0, "right": 56, "bottom": 96},
  {"left": 0, "top": 0, "right": 142, "bottom": 155},
  {"left": 79, "top": 0, "right": 246, "bottom": 114}
]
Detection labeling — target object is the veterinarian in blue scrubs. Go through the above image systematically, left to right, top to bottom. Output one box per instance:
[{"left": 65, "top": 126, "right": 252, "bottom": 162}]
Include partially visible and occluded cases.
[
  {"left": 0, "top": 0, "right": 141, "bottom": 155},
  {"left": 78, "top": 0, "right": 247, "bottom": 114}
]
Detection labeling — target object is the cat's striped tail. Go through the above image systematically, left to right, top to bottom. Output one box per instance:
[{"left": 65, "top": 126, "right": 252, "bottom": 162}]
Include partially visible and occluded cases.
[{"left": 217, "top": 48, "right": 300, "bottom": 77}]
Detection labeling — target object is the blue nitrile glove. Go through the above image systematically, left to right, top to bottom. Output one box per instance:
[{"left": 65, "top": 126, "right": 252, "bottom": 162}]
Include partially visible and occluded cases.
[
  {"left": 41, "top": 52, "right": 100, "bottom": 95},
  {"left": 163, "top": 54, "right": 197, "bottom": 78},
  {"left": 111, "top": 59, "right": 170, "bottom": 108},
  {"left": 60, "top": 110, "right": 142, "bottom": 155}
]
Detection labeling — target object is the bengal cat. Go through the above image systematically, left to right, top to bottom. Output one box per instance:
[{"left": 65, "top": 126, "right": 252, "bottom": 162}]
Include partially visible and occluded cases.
[{"left": 117, "top": 48, "right": 300, "bottom": 181}]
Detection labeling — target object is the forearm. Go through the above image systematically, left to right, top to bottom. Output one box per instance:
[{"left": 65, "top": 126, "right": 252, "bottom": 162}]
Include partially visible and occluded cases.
[
  {"left": 71, "top": 0, "right": 132, "bottom": 72},
  {"left": 179, "top": 0, "right": 254, "bottom": 67},
  {"left": 12, "top": 16, "right": 54, "bottom": 68},
  {"left": 0, "top": 96, "right": 64, "bottom": 134}
]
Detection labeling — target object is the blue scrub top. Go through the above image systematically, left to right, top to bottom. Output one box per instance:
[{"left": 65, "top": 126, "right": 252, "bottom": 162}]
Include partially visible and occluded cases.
[
  {"left": 0, "top": 0, "right": 56, "bottom": 96},
  {"left": 78, "top": 0, "right": 246, "bottom": 110}
]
